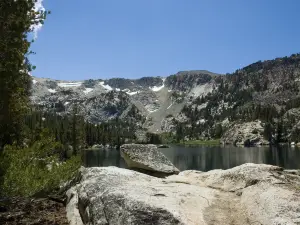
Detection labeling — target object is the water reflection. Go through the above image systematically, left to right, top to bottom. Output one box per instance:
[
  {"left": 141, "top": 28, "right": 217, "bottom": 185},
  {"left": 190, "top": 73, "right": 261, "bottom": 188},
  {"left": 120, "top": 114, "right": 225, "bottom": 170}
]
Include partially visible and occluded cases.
[
  {"left": 83, "top": 145, "right": 300, "bottom": 172},
  {"left": 83, "top": 149, "right": 127, "bottom": 168}
]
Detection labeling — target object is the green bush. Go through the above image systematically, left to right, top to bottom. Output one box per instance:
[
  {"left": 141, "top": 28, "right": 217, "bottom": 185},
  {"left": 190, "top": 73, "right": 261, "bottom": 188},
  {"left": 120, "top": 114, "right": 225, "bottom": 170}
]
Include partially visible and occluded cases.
[
  {"left": 166, "top": 114, "right": 173, "bottom": 118},
  {"left": 0, "top": 130, "right": 81, "bottom": 197},
  {"left": 160, "top": 132, "right": 176, "bottom": 144}
]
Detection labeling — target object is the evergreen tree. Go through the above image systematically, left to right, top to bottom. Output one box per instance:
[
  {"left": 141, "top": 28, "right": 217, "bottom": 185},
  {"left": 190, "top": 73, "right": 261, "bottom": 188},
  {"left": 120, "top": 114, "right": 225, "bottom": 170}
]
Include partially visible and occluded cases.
[
  {"left": 0, "top": 0, "right": 49, "bottom": 148},
  {"left": 70, "top": 104, "right": 85, "bottom": 155},
  {"left": 276, "top": 120, "right": 284, "bottom": 143},
  {"left": 263, "top": 123, "right": 273, "bottom": 142},
  {"left": 176, "top": 124, "right": 184, "bottom": 142},
  {"left": 213, "top": 124, "right": 223, "bottom": 138}
]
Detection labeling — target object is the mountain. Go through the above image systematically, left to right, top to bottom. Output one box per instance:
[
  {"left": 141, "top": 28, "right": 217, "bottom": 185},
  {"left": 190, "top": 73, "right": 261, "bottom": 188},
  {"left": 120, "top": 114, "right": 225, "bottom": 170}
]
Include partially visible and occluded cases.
[
  {"left": 30, "top": 54, "right": 300, "bottom": 145},
  {"left": 178, "top": 54, "right": 300, "bottom": 145},
  {"left": 30, "top": 70, "right": 219, "bottom": 132}
]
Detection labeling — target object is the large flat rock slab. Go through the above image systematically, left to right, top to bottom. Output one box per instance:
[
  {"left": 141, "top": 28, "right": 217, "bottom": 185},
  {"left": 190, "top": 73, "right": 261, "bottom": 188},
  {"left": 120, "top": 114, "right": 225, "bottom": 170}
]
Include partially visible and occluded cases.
[
  {"left": 120, "top": 144, "right": 180, "bottom": 176},
  {"left": 168, "top": 163, "right": 300, "bottom": 225},
  {"left": 66, "top": 164, "right": 300, "bottom": 225},
  {"left": 66, "top": 167, "right": 216, "bottom": 225}
]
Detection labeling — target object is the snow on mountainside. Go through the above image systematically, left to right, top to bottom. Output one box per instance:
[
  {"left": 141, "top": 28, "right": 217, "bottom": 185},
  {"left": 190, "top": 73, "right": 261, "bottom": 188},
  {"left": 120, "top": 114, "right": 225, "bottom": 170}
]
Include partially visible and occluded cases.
[
  {"left": 30, "top": 54, "right": 300, "bottom": 144},
  {"left": 30, "top": 71, "right": 219, "bottom": 133}
]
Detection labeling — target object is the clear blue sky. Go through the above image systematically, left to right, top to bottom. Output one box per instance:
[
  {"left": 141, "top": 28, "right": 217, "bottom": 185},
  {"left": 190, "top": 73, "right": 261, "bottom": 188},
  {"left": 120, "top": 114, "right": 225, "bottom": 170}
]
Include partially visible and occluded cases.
[{"left": 31, "top": 0, "right": 300, "bottom": 80}]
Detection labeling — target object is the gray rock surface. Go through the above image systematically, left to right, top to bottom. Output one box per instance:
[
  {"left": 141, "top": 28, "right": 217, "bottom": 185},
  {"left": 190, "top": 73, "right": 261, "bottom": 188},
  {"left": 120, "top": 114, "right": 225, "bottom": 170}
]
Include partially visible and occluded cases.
[
  {"left": 221, "top": 120, "right": 269, "bottom": 146},
  {"left": 134, "top": 130, "right": 148, "bottom": 143},
  {"left": 91, "top": 144, "right": 103, "bottom": 149},
  {"left": 120, "top": 144, "right": 180, "bottom": 176},
  {"left": 66, "top": 164, "right": 300, "bottom": 225},
  {"left": 169, "top": 164, "right": 300, "bottom": 225},
  {"left": 66, "top": 166, "right": 216, "bottom": 225},
  {"left": 66, "top": 187, "right": 84, "bottom": 225}
]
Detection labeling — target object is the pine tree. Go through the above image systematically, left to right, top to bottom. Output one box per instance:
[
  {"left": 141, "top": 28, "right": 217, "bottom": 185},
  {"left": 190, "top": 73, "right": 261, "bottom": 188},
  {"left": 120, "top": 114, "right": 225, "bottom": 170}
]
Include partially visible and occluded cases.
[
  {"left": 0, "top": 0, "right": 49, "bottom": 148},
  {"left": 70, "top": 104, "right": 85, "bottom": 155},
  {"left": 276, "top": 121, "right": 284, "bottom": 143},
  {"left": 176, "top": 124, "right": 184, "bottom": 142},
  {"left": 214, "top": 124, "right": 223, "bottom": 138}
]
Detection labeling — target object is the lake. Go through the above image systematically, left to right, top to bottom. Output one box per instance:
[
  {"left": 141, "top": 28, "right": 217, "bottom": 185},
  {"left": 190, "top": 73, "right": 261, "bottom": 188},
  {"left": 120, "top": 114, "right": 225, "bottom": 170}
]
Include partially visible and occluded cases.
[{"left": 82, "top": 145, "right": 300, "bottom": 171}]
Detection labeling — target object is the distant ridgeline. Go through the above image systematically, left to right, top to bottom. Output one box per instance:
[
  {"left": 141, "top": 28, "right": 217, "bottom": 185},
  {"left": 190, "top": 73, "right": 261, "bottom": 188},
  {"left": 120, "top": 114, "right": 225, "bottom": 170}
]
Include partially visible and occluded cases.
[{"left": 30, "top": 54, "right": 300, "bottom": 145}]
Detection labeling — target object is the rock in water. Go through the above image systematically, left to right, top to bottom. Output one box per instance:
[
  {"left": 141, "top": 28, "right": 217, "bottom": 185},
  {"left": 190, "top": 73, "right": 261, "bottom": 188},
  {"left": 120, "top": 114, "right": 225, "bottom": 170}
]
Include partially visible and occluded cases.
[
  {"left": 120, "top": 144, "right": 179, "bottom": 176},
  {"left": 158, "top": 144, "right": 169, "bottom": 148},
  {"left": 66, "top": 164, "right": 300, "bottom": 225}
]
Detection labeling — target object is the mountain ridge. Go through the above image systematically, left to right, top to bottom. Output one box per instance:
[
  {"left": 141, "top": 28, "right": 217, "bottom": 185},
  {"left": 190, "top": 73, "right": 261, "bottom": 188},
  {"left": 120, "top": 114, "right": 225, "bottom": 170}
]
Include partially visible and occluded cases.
[
  {"left": 30, "top": 53, "right": 300, "bottom": 145},
  {"left": 31, "top": 70, "right": 218, "bottom": 132}
]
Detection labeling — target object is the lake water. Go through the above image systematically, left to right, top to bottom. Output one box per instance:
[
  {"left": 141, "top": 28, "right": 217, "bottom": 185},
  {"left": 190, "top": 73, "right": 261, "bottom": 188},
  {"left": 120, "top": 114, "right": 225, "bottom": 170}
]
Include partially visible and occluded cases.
[{"left": 82, "top": 145, "right": 300, "bottom": 171}]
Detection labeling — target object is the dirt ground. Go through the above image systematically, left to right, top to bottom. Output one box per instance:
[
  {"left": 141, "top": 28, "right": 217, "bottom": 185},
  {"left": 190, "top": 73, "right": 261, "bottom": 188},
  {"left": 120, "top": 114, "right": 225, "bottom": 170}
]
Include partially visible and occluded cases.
[{"left": 0, "top": 197, "right": 68, "bottom": 225}]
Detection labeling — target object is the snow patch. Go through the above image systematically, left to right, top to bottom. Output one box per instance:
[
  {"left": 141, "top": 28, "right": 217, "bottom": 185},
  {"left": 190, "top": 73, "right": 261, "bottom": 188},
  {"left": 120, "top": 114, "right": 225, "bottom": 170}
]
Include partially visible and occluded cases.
[
  {"left": 32, "top": 79, "right": 38, "bottom": 84},
  {"left": 150, "top": 79, "right": 165, "bottom": 92},
  {"left": 99, "top": 81, "right": 113, "bottom": 91},
  {"left": 58, "top": 82, "right": 82, "bottom": 88},
  {"left": 150, "top": 84, "right": 164, "bottom": 92},
  {"left": 48, "top": 88, "right": 56, "bottom": 93},
  {"left": 83, "top": 88, "right": 93, "bottom": 94},
  {"left": 116, "top": 88, "right": 120, "bottom": 91},
  {"left": 168, "top": 89, "right": 172, "bottom": 92},
  {"left": 126, "top": 91, "right": 138, "bottom": 96},
  {"left": 64, "top": 102, "right": 70, "bottom": 105},
  {"left": 167, "top": 103, "right": 173, "bottom": 109},
  {"left": 149, "top": 109, "right": 158, "bottom": 113}
]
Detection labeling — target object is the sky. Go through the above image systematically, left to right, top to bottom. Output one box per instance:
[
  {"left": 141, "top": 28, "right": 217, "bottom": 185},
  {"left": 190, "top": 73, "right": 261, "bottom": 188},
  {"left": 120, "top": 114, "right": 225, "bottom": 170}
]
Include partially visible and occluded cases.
[{"left": 30, "top": 0, "right": 300, "bottom": 80}]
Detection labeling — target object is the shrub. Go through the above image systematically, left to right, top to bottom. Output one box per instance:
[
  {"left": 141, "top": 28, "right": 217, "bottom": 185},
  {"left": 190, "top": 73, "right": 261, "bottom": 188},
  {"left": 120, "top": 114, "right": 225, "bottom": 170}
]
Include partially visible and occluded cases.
[
  {"left": 166, "top": 114, "right": 173, "bottom": 118},
  {"left": 0, "top": 130, "right": 81, "bottom": 197}
]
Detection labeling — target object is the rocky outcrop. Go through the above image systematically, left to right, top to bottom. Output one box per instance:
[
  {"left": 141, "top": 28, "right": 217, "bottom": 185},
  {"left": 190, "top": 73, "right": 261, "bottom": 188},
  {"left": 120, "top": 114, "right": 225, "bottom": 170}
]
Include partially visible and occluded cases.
[
  {"left": 165, "top": 70, "right": 218, "bottom": 92},
  {"left": 221, "top": 120, "right": 269, "bottom": 146},
  {"left": 134, "top": 130, "right": 148, "bottom": 143},
  {"left": 91, "top": 144, "right": 103, "bottom": 149},
  {"left": 120, "top": 144, "right": 179, "bottom": 176},
  {"left": 66, "top": 164, "right": 300, "bottom": 225},
  {"left": 66, "top": 167, "right": 215, "bottom": 225}
]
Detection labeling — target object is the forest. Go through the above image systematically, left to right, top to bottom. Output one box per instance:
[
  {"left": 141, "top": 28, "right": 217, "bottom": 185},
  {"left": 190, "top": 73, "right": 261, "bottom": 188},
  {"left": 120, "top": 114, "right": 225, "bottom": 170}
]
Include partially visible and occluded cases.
[{"left": 0, "top": 0, "right": 82, "bottom": 197}]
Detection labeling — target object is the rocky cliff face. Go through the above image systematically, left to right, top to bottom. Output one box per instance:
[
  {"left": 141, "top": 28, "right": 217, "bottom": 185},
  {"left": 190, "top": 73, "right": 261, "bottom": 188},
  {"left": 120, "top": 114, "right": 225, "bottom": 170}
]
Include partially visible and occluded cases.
[
  {"left": 31, "top": 54, "right": 300, "bottom": 144},
  {"left": 220, "top": 120, "right": 269, "bottom": 146}
]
